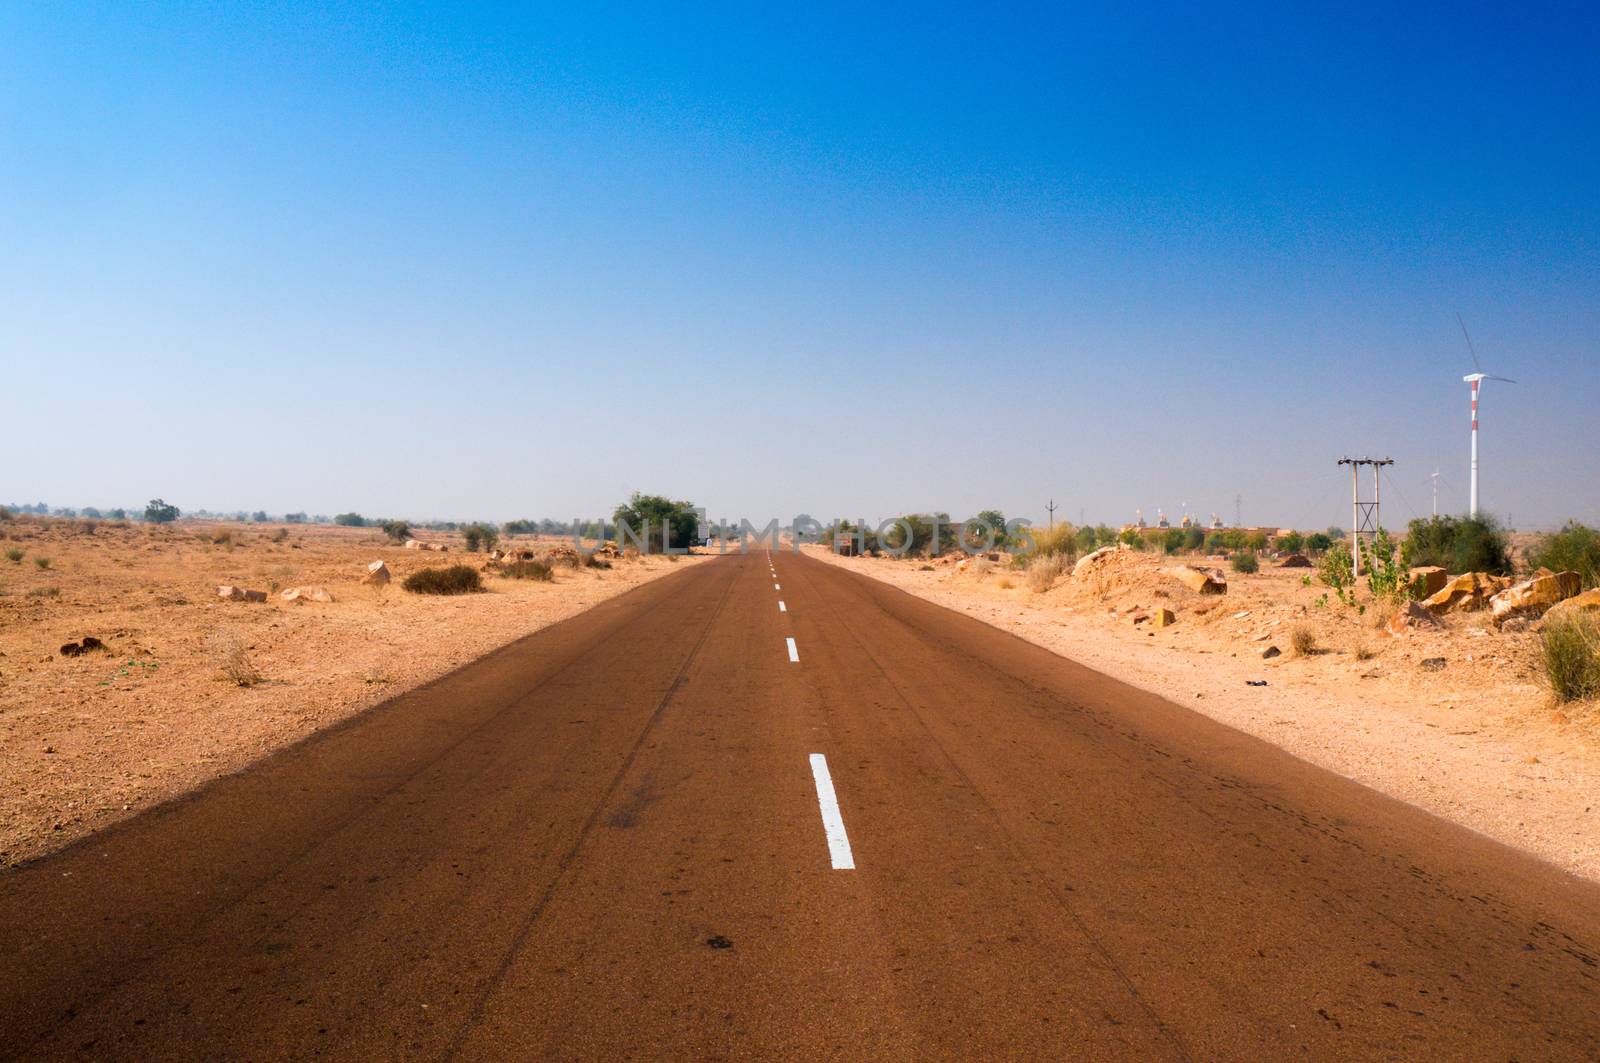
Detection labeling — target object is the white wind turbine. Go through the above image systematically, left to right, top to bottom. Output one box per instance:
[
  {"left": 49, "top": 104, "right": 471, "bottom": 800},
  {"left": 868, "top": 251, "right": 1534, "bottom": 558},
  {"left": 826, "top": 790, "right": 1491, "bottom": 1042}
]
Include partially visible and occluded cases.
[{"left": 1457, "top": 314, "right": 1515, "bottom": 517}]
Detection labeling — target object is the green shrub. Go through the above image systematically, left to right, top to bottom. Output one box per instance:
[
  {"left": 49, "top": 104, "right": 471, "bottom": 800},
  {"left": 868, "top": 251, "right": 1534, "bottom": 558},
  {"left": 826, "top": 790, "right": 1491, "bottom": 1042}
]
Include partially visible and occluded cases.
[
  {"left": 144, "top": 498, "right": 180, "bottom": 523},
  {"left": 334, "top": 512, "right": 366, "bottom": 527},
  {"left": 879, "top": 513, "right": 938, "bottom": 557},
  {"left": 1402, "top": 514, "right": 1512, "bottom": 575},
  {"left": 381, "top": 519, "right": 411, "bottom": 543},
  {"left": 1529, "top": 522, "right": 1600, "bottom": 589},
  {"left": 1362, "top": 528, "right": 1411, "bottom": 605},
  {"left": 1277, "top": 530, "right": 1304, "bottom": 554},
  {"left": 1306, "top": 532, "right": 1333, "bottom": 553},
  {"left": 1319, "top": 541, "right": 1354, "bottom": 604},
  {"left": 4, "top": 548, "right": 21, "bottom": 563},
  {"left": 1230, "top": 550, "right": 1259, "bottom": 573},
  {"left": 34, "top": 556, "right": 51, "bottom": 570},
  {"left": 502, "top": 559, "right": 554, "bottom": 581},
  {"left": 402, "top": 565, "right": 484, "bottom": 595},
  {"left": 1540, "top": 615, "right": 1600, "bottom": 703}
]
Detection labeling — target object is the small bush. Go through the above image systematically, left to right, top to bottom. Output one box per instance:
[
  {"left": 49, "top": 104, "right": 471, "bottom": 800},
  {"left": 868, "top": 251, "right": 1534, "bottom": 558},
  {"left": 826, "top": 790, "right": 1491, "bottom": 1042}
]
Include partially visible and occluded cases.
[
  {"left": 0, "top": 505, "right": 11, "bottom": 521},
  {"left": 1403, "top": 514, "right": 1512, "bottom": 575},
  {"left": 79, "top": 519, "right": 98, "bottom": 536},
  {"left": 381, "top": 519, "right": 411, "bottom": 543},
  {"left": 1529, "top": 522, "right": 1600, "bottom": 590},
  {"left": 462, "top": 523, "right": 499, "bottom": 553},
  {"left": 1027, "top": 523, "right": 1078, "bottom": 562},
  {"left": 270, "top": 528, "right": 289, "bottom": 543},
  {"left": 211, "top": 529, "right": 232, "bottom": 546},
  {"left": 1319, "top": 541, "right": 1354, "bottom": 604},
  {"left": 4, "top": 548, "right": 21, "bottom": 563},
  {"left": 1230, "top": 551, "right": 1259, "bottom": 574},
  {"left": 1026, "top": 553, "right": 1067, "bottom": 592},
  {"left": 34, "top": 556, "right": 51, "bottom": 570},
  {"left": 502, "top": 559, "right": 554, "bottom": 581},
  {"left": 403, "top": 564, "right": 484, "bottom": 595},
  {"left": 28, "top": 586, "right": 60, "bottom": 598},
  {"left": 1541, "top": 616, "right": 1600, "bottom": 703},
  {"left": 1291, "top": 624, "right": 1317, "bottom": 656}
]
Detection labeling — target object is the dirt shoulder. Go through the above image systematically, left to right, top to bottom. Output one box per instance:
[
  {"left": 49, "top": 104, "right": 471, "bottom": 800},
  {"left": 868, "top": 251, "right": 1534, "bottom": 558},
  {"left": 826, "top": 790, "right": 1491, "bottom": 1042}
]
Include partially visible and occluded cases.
[
  {"left": 0, "top": 519, "right": 709, "bottom": 866},
  {"left": 804, "top": 544, "right": 1600, "bottom": 883}
]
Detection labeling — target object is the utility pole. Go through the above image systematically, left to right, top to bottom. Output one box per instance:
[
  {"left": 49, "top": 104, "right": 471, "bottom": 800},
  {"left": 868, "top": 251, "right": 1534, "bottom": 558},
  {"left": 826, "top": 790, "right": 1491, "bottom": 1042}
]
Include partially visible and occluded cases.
[
  {"left": 1338, "top": 456, "right": 1394, "bottom": 578},
  {"left": 1431, "top": 469, "right": 1440, "bottom": 518},
  {"left": 1234, "top": 493, "right": 1242, "bottom": 528},
  {"left": 1045, "top": 499, "right": 1057, "bottom": 532}
]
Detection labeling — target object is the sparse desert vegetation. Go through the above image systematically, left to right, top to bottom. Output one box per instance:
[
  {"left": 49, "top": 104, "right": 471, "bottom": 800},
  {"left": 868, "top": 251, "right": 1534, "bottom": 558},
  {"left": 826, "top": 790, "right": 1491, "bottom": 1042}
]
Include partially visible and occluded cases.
[{"left": 403, "top": 564, "right": 485, "bottom": 595}]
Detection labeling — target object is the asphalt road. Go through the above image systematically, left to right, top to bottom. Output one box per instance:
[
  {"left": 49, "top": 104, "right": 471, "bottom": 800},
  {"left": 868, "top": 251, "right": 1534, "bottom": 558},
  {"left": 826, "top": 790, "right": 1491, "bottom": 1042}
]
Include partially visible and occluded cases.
[{"left": 4, "top": 549, "right": 1600, "bottom": 1060}]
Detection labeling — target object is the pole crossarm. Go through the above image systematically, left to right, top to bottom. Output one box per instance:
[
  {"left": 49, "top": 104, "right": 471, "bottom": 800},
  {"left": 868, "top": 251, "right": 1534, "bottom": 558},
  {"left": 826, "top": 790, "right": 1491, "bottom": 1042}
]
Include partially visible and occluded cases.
[{"left": 1337, "top": 457, "right": 1394, "bottom": 577}]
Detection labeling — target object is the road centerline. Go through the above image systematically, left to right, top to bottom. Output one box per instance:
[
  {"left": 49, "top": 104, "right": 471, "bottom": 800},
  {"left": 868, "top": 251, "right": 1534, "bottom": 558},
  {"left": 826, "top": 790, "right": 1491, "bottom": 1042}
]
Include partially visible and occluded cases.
[
  {"left": 786, "top": 637, "right": 799, "bottom": 662},
  {"left": 807, "top": 754, "right": 856, "bottom": 870}
]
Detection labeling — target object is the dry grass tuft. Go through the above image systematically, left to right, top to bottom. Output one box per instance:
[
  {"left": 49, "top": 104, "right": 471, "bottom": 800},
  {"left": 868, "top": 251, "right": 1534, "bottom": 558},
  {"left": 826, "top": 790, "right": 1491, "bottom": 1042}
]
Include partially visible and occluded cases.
[
  {"left": 1026, "top": 554, "right": 1067, "bottom": 593},
  {"left": 1541, "top": 615, "right": 1600, "bottom": 703},
  {"left": 1290, "top": 623, "right": 1317, "bottom": 657},
  {"left": 208, "top": 632, "right": 262, "bottom": 687}
]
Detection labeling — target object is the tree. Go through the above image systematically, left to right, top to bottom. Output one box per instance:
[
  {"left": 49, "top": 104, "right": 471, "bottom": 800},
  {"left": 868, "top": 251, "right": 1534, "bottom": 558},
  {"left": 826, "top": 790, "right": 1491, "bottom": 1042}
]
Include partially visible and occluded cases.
[
  {"left": 612, "top": 493, "right": 700, "bottom": 553},
  {"left": 144, "top": 498, "right": 180, "bottom": 523},
  {"left": 252, "top": 511, "right": 269, "bottom": 522},
  {"left": 285, "top": 512, "right": 308, "bottom": 524},
  {"left": 334, "top": 512, "right": 366, "bottom": 527},
  {"left": 381, "top": 519, "right": 411, "bottom": 543},
  {"left": 462, "top": 523, "right": 499, "bottom": 552},
  {"left": 1277, "top": 530, "right": 1304, "bottom": 554},
  {"left": 1307, "top": 532, "right": 1333, "bottom": 553}
]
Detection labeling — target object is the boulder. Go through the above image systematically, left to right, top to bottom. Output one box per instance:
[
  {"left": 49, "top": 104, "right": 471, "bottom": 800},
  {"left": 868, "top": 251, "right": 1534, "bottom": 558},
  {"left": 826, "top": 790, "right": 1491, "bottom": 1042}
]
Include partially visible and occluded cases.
[
  {"left": 404, "top": 539, "right": 423, "bottom": 550},
  {"left": 1279, "top": 554, "right": 1312, "bottom": 568},
  {"left": 364, "top": 560, "right": 391, "bottom": 585},
  {"left": 1166, "top": 565, "right": 1227, "bottom": 595},
  {"left": 1406, "top": 566, "right": 1449, "bottom": 600},
  {"left": 1489, "top": 569, "right": 1580, "bottom": 628},
  {"left": 1419, "top": 572, "right": 1509, "bottom": 615},
  {"left": 216, "top": 585, "right": 246, "bottom": 601},
  {"left": 281, "top": 586, "right": 334, "bottom": 604},
  {"left": 1542, "top": 588, "right": 1600, "bottom": 628},
  {"left": 242, "top": 589, "right": 268, "bottom": 603},
  {"left": 1386, "top": 601, "right": 1443, "bottom": 636},
  {"left": 1152, "top": 607, "right": 1176, "bottom": 629},
  {"left": 1262, "top": 646, "right": 1281, "bottom": 659}
]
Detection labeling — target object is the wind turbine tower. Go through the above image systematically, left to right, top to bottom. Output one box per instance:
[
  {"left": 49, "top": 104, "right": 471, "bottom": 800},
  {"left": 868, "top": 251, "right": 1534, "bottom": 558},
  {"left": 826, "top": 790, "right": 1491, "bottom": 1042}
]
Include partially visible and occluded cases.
[{"left": 1457, "top": 315, "right": 1515, "bottom": 518}]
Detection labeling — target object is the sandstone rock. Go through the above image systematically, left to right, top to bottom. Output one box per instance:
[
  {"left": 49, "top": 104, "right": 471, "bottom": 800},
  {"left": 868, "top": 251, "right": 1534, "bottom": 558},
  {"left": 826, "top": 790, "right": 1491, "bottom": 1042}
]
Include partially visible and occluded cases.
[
  {"left": 404, "top": 539, "right": 423, "bottom": 550},
  {"left": 1279, "top": 553, "right": 1312, "bottom": 568},
  {"left": 364, "top": 560, "right": 391, "bottom": 585},
  {"left": 1166, "top": 565, "right": 1227, "bottom": 595},
  {"left": 1406, "top": 566, "right": 1449, "bottom": 600},
  {"left": 1489, "top": 568, "right": 1580, "bottom": 627},
  {"left": 1419, "top": 572, "right": 1509, "bottom": 615},
  {"left": 217, "top": 585, "right": 246, "bottom": 601},
  {"left": 281, "top": 586, "right": 334, "bottom": 604},
  {"left": 1542, "top": 588, "right": 1600, "bottom": 628},
  {"left": 242, "top": 589, "right": 267, "bottom": 603},
  {"left": 1386, "top": 600, "right": 1444, "bottom": 636},
  {"left": 1152, "top": 608, "right": 1176, "bottom": 628},
  {"left": 1420, "top": 657, "right": 1447, "bottom": 672}
]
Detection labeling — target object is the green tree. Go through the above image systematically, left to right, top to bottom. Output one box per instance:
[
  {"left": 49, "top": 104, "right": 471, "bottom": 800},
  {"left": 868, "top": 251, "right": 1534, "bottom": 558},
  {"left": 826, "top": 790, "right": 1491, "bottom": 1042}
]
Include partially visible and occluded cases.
[
  {"left": 613, "top": 493, "right": 700, "bottom": 553},
  {"left": 144, "top": 498, "right": 180, "bottom": 523},
  {"left": 334, "top": 512, "right": 366, "bottom": 527},
  {"left": 1402, "top": 515, "right": 1512, "bottom": 575},
  {"left": 1529, "top": 522, "right": 1600, "bottom": 589},
  {"left": 1277, "top": 530, "right": 1304, "bottom": 554}
]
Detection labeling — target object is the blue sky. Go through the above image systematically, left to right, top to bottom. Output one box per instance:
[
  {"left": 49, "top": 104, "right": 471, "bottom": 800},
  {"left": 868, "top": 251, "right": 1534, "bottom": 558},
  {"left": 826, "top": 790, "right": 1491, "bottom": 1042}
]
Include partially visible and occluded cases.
[{"left": 3, "top": 3, "right": 1596, "bottom": 529}]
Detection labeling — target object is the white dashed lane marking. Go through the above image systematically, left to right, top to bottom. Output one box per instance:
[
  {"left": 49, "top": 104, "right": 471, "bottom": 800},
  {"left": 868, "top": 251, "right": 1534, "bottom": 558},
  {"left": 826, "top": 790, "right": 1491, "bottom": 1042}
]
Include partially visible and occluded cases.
[
  {"left": 779, "top": 601, "right": 786, "bottom": 612},
  {"left": 786, "top": 637, "right": 799, "bottom": 662},
  {"left": 808, "top": 754, "right": 855, "bottom": 870}
]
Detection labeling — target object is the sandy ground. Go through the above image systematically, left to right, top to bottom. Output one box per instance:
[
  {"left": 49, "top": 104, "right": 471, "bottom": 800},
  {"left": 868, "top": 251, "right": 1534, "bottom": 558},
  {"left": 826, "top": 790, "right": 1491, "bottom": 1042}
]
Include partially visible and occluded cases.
[
  {"left": 0, "top": 518, "right": 707, "bottom": 866},
  {"left": 804, "top": 543, "right": 1600, "bottom": 883}
]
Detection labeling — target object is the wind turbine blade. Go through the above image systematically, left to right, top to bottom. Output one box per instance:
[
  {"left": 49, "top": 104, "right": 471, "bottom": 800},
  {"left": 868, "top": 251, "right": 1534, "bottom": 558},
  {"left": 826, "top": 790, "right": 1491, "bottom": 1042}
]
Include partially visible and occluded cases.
[
  {"left": 1456, "top": 313, "right": 1484, "bottom": 374},
  {"left": 1486, "top": 375, "right": 1516, "bottom": 384}
]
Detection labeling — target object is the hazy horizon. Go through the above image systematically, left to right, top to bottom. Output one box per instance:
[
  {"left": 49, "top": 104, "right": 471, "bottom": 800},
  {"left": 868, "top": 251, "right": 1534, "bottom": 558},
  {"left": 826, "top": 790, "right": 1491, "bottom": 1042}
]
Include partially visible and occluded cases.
[{"left": 4, "top": 6, "right": 1596, "bottom": 530}]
